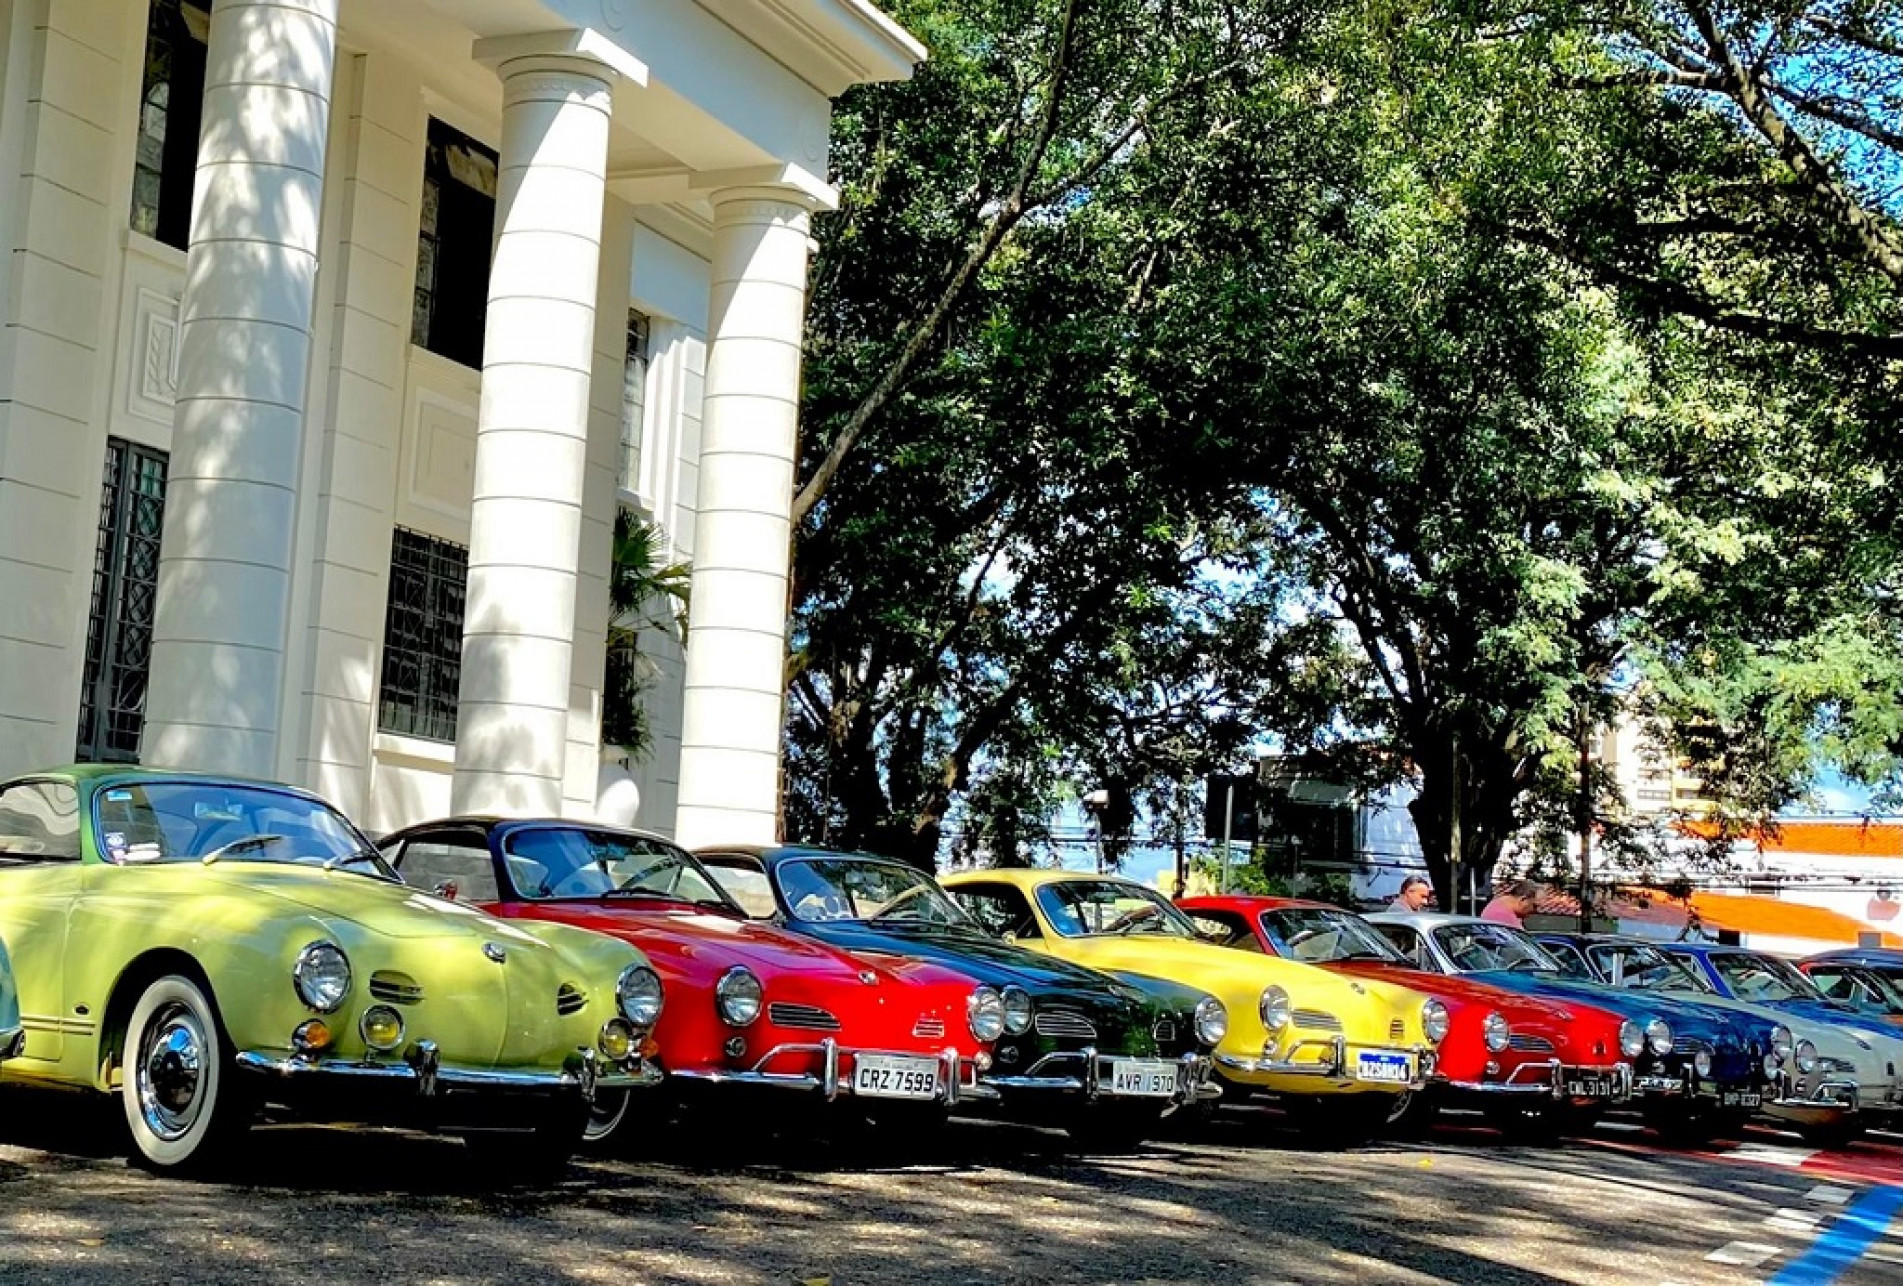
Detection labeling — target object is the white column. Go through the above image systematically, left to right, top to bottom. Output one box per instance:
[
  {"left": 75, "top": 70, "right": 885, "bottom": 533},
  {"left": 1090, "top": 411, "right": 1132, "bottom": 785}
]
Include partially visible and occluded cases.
[
  {"left": 142, "top": 0, "right": 339, "bottom": 775},
  {"left": 449, "top": 53, "right": 616, "bottom": 816},
  {"left": 673, "top": 187, "right": 818, "bottom": 848}
]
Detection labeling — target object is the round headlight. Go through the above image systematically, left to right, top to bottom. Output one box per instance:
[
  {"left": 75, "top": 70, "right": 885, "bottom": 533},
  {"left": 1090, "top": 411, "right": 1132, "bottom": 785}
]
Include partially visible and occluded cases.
[
  {"left": 293, "top": 941, "right": 351, "bottom": 1013},
  {"left": 618, "top": 964, "right": 665, "bottom": 1027},
  {"left": 713, "top": 966, "right": 760, "bottom": 1027},
  {"left": 1001, "top": 985, "right": 1033, "bottom": 1035},
  {"left": 1260, "top": 985, "right": 1291, "bottom": 1032},
  {"left": 968, "top": 986, "right": 1005, "bottom": 1042},
  {"left": 1194, "top": 995, "right": 1228, "bottom": 1047},
  {"left": 1422, "top": 999, "right": 1451, "bottom": 1045},
  {"left": 359, "top": 1004, "right": 404, "bottom": 1052},
  {"left": 1483, "top": 1011, "right": 1510, "bottom": 1053},
  {"left": 598, "top": 1018, "right": 635, "bottom": 1061},
  {"left": 1645, "top": 1018, "right": 1672, "bottom": 1057},
  {"left": 1619, "top": 1020, "right": 1645, "bottom": 1059},
  {"left": 1771, "top": 1024, "right": 1794, "bottom": 1061},
  {"left": 1796, "top": 1039, "right": 1818, "bottom": 1074},
  {"left": 1693, "top": 1048, "right": 1713, "bottom": 1079},
  {"left": 1763, "top": 1051, "right": 1782, "bottom": 1078}
]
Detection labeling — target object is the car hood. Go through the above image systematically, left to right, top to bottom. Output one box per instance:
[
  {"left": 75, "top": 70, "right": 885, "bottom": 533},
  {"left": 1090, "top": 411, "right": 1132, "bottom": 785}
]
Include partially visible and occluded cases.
[
  {"left": 199, "top": 864, "right": 547, "bottom": 945},
  {"left": 1333, "top": 961, "right": 1597, "bottom": 1027},
  {"left": 1470, "top": 971, "right": 1768, "bottom": 1042},
  {"left": 1683, "top": 994, "right": 1903, "bottom": 1076}
]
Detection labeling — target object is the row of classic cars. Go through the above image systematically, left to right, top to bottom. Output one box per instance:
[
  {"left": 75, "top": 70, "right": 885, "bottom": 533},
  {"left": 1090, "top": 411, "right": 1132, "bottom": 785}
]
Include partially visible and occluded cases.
[{"left": 1, "top": 762, "right": 1898, "bottom": 1178}]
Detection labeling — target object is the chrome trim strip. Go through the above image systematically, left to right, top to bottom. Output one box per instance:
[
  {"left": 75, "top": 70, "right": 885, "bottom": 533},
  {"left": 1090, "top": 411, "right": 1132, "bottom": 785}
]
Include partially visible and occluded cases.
[
  {"left": 0, "top": 1026, "right": 24, "bottom": 1061},
  {"left": 1216, "top": 1037, "right": 1431, "bottom": 1088},
  {"left": 668, "top": 1038, "right": 995, "bottom": 1104},
  {"left": 233, "top": 1047, "right": 663, "bottom": 1095},
  {"left": 983, "top": 1051, "right": 1218, "bottom": 1105},
  {"left": 1437, "top": 1062, "right": 1633, "bottom": 1101}
]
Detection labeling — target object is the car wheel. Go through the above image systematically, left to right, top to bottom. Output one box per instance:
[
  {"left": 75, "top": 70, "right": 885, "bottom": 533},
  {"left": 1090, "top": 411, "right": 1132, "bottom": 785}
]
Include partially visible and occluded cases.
[
  {"left": 120, "top": 973, "right": 252, "bottom": 1174},
  {"left": 580, "top": 1089, "right": 632, "bottom": 1148},
  {"left": 1385, "top": 1089, "right": 1439, "bottom": 1136},
  {"left": 1063, "top": 1103, "right": 1166, "bottom": 1154}
]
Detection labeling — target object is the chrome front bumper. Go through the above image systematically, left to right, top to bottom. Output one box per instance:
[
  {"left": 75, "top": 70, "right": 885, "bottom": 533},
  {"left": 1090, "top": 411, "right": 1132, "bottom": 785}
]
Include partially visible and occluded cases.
[
  {"left": 0, "top": 1025, "right": 22, "bottom": 1061},
  {"left": 1215, "top": 1035, "right": 1433, "bottom": 1089},
  {"left": 668, "top": 1038, "right": 997, "bottom": 1105},
  {"left": 235, "top": 1041, "right": 661, "bottom": 1102},
  {"left": 983, "top": 1049, "right": 1220, "bottom": 1106},
  {"left": 1441, "top": 1061, "right": 1633, "bottom": 1101},
  {"left": 1761, "top": 1069, "right": 1866, "bottom": 1119}
]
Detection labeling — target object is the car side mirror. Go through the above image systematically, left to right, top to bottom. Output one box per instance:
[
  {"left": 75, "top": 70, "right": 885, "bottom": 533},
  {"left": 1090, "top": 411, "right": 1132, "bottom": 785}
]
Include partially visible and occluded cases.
[{"left": 433, "top": 879, "right": 459, "bottom": 900}]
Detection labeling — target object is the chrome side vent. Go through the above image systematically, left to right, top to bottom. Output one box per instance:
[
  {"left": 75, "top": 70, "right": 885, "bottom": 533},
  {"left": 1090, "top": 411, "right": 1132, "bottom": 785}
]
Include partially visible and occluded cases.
[
  {"left": 368, "top": 972, "right": 424, "bottom": 1005},
  {"left": 556, "top": 983, "right": 587, "bottom": 1016},
  {"left": 769, "top": 1002, "right": 842, "bottom": 1032},
  {"left": 1293, "top": 1009, "right": 1343, "bottom": 1033},
  {"left": 1034, "top": 1010, "right": 1097, "bottom": 1040},
  {"left": 912, "top": 1015, "right": 947, "bottom": 1039},
  {"left": 1388, "top": 1018, "right": 1405, "bottom": 1043},
  {"left": 1153, "top": 1019, "right": 1177, "bottom": 1044}
]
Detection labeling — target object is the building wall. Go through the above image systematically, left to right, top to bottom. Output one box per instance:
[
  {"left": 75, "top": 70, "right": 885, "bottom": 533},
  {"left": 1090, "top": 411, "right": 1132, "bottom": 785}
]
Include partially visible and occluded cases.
[{"left": 0, "top": 2, "right": 719, "bottom": 839}]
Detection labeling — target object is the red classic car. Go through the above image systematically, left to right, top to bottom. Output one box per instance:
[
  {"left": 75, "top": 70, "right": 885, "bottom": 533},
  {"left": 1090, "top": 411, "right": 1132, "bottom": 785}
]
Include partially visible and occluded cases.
[
  {"left": 378, "top": 818, "right": 999, "bottom": 1142},
  {"left": 1178, "top": 895, "right": 1634, "bottom": 1136}
]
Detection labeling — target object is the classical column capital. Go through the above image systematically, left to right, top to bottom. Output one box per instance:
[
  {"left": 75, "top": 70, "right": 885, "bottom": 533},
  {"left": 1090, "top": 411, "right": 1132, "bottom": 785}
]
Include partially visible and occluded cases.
[
  {"left": 471, "top": 29, "right": 649, "bottom": 89},
  {"left": 691, "top": 164, "right": 839, "bottom": 214}
]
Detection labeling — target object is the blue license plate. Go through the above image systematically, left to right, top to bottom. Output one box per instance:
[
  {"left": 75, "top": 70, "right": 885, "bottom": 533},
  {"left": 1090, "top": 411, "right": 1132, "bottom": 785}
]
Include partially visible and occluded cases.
[{"left": 1356, "top": 1052, "right": 1411, "bottom": 1083}]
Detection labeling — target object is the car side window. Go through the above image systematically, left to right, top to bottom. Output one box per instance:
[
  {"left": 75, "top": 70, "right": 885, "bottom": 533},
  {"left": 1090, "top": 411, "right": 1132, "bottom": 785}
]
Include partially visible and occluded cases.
[
  {"left": 0, "top": 780, "right": 81, "bottom": 861},
  {"left": 390, "top": 834, "right": 499, "bottom": 903},
  {"left": 951, "top": 886, "right": 1040, "bottom": 939},
  {"left": 1187, "top": 911, "right": 1259, "bottom": 950},
  {"left": 1373, "top": 923, "right": 1430, "bottom": 969},
  {"left": 1808, "top": 968, "right": 1871, "bottom": 1004}
]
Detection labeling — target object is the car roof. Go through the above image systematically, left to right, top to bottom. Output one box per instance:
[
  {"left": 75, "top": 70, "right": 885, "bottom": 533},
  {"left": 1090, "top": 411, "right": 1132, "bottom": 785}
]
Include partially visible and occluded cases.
[
  {"left": 382, "top": 815, "right": 681, "bottom": 847},
  {"left": 1178, "top": 894, "right": 1330, "bottom": 912},
  {"left": 1361, "top": 911, "right": 1490, "bottom": 929}
]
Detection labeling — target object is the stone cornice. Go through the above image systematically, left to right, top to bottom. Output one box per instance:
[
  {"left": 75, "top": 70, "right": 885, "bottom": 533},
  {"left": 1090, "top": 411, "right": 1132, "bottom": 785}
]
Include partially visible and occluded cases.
[{"left": 694, "top": 0, "right": 926, "bottom": 96}]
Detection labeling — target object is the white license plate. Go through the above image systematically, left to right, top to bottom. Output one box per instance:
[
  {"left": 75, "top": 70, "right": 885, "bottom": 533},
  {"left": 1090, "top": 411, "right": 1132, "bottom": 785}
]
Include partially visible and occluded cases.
[
  {"left": 1356, "top": 1052, "right": 1413, "bottom": 1084},
  {"left": 851, "top": 1055, "right": 940, "bottom": 1100},
  {"left": 1107, "top": 1060, "right": 1178, "bottom": 1097}
]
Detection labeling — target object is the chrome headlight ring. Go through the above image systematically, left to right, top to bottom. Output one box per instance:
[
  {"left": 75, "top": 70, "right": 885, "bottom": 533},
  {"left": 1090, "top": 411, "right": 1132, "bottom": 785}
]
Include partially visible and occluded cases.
[
  {"left": 293, "top": 941, "right": 351, "bottom": 1013},
  {"left": 618, "top": 963, "right": 665, "bottom": 1028},
  {"left": 714, "top": 966, "right": 761, "bottom": 1027},
  {"left": 1000, "top": 985, "right": 1033, "bottom": 1035},
  {"left": 1259, "top": 985, "right": 1291, "bottom": 1033},
  {"left": 968, "top": 986, "right": 1005, "bottom": 1042},
  {"left": 1194, "top": 995, "right": 1228, "bottom": 1047},
  {"left": 1422, "top": 999, "right": 1451, "bottom": 1045},
  {"left": 1482, "top": 1011, "right": 1510, "bottom": 1054},
  {"left": 1645, "top": 1018, "right": 1672, "bottom": 1057},
  {"left": 1619, "top": 1020, "right": 1645, "bottom": 1059},
  {"left": 1770, "top": 1024, "right": 1794, "bottom": 1062},
  {"left": 1795, "top": 1039, "right": 1818, "bottom": 1075},
  {"left": 1693, "top": 1048, "right": 1713, "bottom": 1079}
]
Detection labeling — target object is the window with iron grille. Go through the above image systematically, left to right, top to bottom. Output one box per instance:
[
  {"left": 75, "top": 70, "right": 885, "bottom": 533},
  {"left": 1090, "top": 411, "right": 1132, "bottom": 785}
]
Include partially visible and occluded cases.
[
  {"left": 131, "top": 0, "right": 210, "bottom": 250},
  {"left": 77, "top": 440, "right": 170, "bottom": 763},
  {"left": 377, "top": 528, "right": 468, "bottom": 742}
]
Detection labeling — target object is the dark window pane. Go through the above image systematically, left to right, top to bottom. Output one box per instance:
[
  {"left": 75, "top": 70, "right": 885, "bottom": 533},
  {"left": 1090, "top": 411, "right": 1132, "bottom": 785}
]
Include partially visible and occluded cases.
[
  {"left": 132, "top": 0, "right": 210, "bottom": 250},
  {"left": 412, "top": 119, "right": 498, "bottom": 367},
  {"left": 77, "top": 440, "right": 170, "bottom": 763},
  {"left": 378, "top": 528, "right": 468, "bottom": 742}
]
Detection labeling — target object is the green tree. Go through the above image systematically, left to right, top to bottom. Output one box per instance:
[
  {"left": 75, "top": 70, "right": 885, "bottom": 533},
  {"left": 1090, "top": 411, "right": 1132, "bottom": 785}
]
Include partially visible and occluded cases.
[{"left": 602, "top": 510, "right": 691, "bottom": 758}]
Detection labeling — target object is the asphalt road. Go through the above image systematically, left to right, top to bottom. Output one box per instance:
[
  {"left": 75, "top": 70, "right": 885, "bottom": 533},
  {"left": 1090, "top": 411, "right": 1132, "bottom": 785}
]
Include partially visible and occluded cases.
[{"left": 0, "top": 1090, "right": 1898, "bottom": 1286}]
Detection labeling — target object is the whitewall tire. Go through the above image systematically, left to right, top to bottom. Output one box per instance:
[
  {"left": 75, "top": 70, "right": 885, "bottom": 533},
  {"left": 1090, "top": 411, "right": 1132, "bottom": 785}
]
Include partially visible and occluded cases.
[{"left": 121, "top": 974, "right": 250, "bottom": 1172}]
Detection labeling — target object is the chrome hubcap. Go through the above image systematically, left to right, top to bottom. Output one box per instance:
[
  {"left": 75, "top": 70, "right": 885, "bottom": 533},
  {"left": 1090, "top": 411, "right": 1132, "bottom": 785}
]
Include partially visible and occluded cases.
[
  {"left": 138, "top": 1003, "right": 206, "bottom": 1141},
  {"left": 583, "top": 1090, "right": 630, "bottom": 1143}
]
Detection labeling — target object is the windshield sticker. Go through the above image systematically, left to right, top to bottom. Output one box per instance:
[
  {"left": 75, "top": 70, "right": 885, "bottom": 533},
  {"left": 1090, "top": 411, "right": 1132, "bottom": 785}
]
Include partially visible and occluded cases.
[{"left": 104, "top": 789, "right": 131, "bottom": 802}]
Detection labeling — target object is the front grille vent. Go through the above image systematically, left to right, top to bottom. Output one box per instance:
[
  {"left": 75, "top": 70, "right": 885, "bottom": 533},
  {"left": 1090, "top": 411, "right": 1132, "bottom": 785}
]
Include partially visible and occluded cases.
[
  {"left": 369, "top": 972, "right": 424, "bottom": 1005},
  {"left": 556, "top": 983, "right": 587, "bottom": 1016},
  {"left": 769, "top": 1002, "right": 842, "bottom": 1032},
  {"left": 1293, "top": 1009, "right": 1342, "bottom": 1033},
  {"left": 1034, "top": 1010, "right": 1098, "bottom": 1040},
  {"left": 912, "top": 1015, "right": 946, "bottom": 1039},
  {"left": 1388, "top": 1018, "right": 1405, "bottom": 1042},
  {"left": 1153, "top": 1019, "right": 1177, "bottom": 1044},
  {"left": 1508, "top": 1034, "right": 1555, "bottom": 1053},
  {"left": 1672, "top": 1037, "right": 1711, "bottom": 1055}
]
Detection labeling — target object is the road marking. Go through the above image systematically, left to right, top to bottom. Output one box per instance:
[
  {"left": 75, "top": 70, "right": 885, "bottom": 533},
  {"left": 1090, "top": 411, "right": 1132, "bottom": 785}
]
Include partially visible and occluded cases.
[
  {"left": 1729, "top": 1141, "right": 1818, "bottom": 1168},
  {"left": 1767, "top": 1185, "right": 1903, "bottom": 1286},
  {"left": 1806, "top": 1185, "right": 1854, "bottom": 1206},
  {"left": 1768, "top": 1208, "right": 1825, "bottom": 1235},
  {"left": 1706, "top": 1242, "right": 1780, "bottom": 1267}
]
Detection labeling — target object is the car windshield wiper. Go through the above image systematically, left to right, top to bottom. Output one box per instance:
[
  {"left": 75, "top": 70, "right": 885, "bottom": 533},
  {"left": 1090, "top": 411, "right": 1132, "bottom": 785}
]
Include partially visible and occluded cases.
[
  {"left": 321, "top": 850, "right": 387, "bottom": 874},
  {"left": 1335, "top": 950, "right": 1392, "bottom": 961}
]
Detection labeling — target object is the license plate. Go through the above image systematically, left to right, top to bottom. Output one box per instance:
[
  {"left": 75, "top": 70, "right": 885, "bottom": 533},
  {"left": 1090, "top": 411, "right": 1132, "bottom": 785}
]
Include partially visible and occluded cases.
[
  {"left": 1356, "top": 1052, "right": 1412, "bottom": 1084},
  {"left": 851, "top": 1055, "right": 940, "bottom": 1100},
  {"left": 1107, "top": 1059, "right": 1177, "bottom": 1097},
  {"left": 1564, "top": 1073, "right": 1617, "bottom": 1099},
  {"left": 1635, "top": 1075, "right": 1683, "bottom": 1094},
  {"left": 1720, "top": 1090, "right": 1761, "bottom": 1109}
]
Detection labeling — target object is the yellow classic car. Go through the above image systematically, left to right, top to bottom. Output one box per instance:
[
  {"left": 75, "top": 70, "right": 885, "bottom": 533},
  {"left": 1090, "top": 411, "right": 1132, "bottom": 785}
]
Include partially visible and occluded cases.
[
  {"left": 0, "top": 766, "right": 665, "bottom": 1175},
  {"left": 941, "top": 869, "right": 1443, "bottom": 1141}
]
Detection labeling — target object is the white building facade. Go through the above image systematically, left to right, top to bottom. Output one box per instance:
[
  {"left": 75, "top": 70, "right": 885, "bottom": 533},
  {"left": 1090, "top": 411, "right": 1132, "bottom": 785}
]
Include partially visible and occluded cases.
[{"left": 0, "top": 0, "right": 920, "bottom": 840}]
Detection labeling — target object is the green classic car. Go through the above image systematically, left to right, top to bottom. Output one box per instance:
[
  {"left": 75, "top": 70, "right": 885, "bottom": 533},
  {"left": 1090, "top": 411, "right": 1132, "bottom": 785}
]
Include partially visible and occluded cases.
[{"left": 0, "top": 766, "right": 665, "bottom": 1174}]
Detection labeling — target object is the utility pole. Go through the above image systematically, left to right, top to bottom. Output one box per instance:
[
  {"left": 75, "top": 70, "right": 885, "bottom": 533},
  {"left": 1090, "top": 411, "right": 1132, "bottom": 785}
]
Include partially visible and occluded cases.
[
  {"left": 1577, "top": 714, "right": 1594, "bottom": 933},
  {"left": 1218, "top": 777, "right": 1235, "bottom": 894}
]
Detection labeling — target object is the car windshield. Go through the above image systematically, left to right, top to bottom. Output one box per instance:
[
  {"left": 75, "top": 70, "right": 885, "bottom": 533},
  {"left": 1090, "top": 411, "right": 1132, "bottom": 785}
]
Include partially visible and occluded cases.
[
  {"left": 91, "top": 780, "right": 389, "bottom": 878},
  {"left": 502, "top": 829, "right": 738, "bottom": 911},
  {"left": 698, "top": 857, "right": 778, "bottom": 919},
  {"left": 777, "top": 857, "right": 968, "bottom": 926},
  {"left": 1036, "top": 879, "right": 1201, "bottom": 939},
  {"left": 1258, "top": 907, "right": 1408, "bottom": 964},
  {"left": 1432, "top": 922, "right": 1561, "bottom": 973},
  {"left": 1537, "top": 938, "right": 1600, "bottom": 982},
  {"left": 1594, "top": 944, "right": 1716, "bottom": 993},
  {"left": 1710, "top": 951, "right": 1827, "bottom": 1003},
  {"left": 1810, "top": 966, "right": 1903, "bottom": 1011}
]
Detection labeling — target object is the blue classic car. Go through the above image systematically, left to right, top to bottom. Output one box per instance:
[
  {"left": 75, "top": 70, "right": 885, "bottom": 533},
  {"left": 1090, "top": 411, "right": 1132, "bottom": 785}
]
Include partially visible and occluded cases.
[
  {"left": 694, "top": 844, "right": 1224, "bottom": 1149},
  {"left": 1366, "top": 913, "right": 1779, "bottom": 1142},
  {"left": 0, "top": 934, "right": 20, "bottom": 1062},
  {"left": 1657, "top": 943, "right": 1903, "bottom": 1043},
  {"left": 1796, "top": 950, "right": 1903, "bottom": 1027}
]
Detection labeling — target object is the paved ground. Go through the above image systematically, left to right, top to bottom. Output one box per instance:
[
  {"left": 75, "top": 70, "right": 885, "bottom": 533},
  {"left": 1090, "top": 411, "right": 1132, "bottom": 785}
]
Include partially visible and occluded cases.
[{"left": 0, "top": 1090, "right": 1898, "bottom": 1285}]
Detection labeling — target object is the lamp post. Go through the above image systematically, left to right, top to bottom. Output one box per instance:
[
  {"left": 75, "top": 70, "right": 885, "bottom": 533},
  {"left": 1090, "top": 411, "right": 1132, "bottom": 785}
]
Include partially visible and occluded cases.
[{"left": 1083, "top": 788, "right": 1110, "bottom": 873}]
